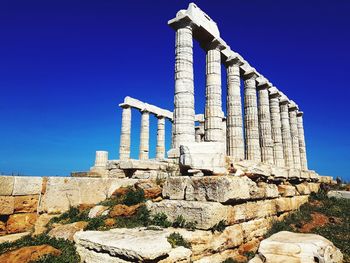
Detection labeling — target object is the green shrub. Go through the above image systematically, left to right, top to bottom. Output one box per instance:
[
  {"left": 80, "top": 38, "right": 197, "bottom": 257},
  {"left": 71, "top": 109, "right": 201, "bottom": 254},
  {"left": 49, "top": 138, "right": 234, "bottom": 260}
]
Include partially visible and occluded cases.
[
  {"left": 123, "top": 188, "right": 145, "bottom": 206},
  {"left": 115, "top": 206, "right": 150, "bottom": 228},
  {"left": 48, "top": 207, "right": 89, "bottom": 228},
  {"left": 150, "top": 213, "right": 172, "bottom": 228},
  {"left": 172, "top": 215, "right": 186, "bottom": 228},
  {"left": 85, "top": 216, "right": 108, "bottom": 231},
  {"left": 211, "top": 220, "right": 226, "bottom": 233},
  {"left": 184, "top": 221, "right": 197, "bottom": 231},
  {"left": 167, "top": 232, "right": 191, "bottom": 249},
  {"left": 221, "top": 258, "right": 238, "bottom": 263}
]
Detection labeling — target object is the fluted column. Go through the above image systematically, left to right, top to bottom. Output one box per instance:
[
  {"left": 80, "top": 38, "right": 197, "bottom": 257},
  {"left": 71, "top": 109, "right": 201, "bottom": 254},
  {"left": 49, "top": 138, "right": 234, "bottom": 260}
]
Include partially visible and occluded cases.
[
  {"left": 173, "top": 22, "right": 195, "bottom": 149},
  {"left": 204, "top": 40, "right": 224, "bottom": 142},
  {"left": 225, "top": 57, "right": 244, "bottom": 160},
  {"left": 243, "top": 71, "right": 261, "bottom": 162},
  {"left": 257, "top": 81, "right": 274, "bottom": 164},
  {"left": 268, "top": 87, "right": 285, "bottom": 167},
  {"left": 279, "top": 95, "right": 294, "bottom": 168},
  {"left": 289, "top": 102, "right": 301, "bottom": 169},
  {"left": 119, "top": 105, "right": 131, "bottom": 160},
  {"left": 139, "top": 110, "right": 149, "bottom": 160},
  {"left": 297, "top": 111, "right": 308, "bottom": 170},
  {"left": 156, "top": 116, "right": 166, "bottom": 159},
  {"left": 95, "top": 151, "right": 108, "bottom": 167}
]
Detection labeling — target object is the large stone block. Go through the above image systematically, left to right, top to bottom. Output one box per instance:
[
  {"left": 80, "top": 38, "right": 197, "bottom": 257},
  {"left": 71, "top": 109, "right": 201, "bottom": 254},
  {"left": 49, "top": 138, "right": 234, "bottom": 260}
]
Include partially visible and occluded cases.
[
  {"left": 179, "top": 142, "right": 227, "bottom": 175},
  {"left": 232, "top": 160, "right": 271, "bottom": 178},
  {"left": 0, "top": 176, "right": 14, "bottom": 195},
  {"left": 12, "top": 176, "right": 42, "bottom": 195},
  {"left": 162, "top": 176, "right": 190, "bottom": 200},
  {"left": 39, "top": 177, "right": 137, "bottom": 214},
  {"left": 295, "top": 182, "right": 312, "bottom": 195},
  {"left": 277, "top": 184, "right": 297, "bottom": 197},
  {"left": 327, "top": 190, "right": 350, "bottom": 199},
  {"left": 14, "top": 195, "right": 39, "bottom": 213},
  {"left": 0, "top": 196, "right": 14, "bottom": 215},
  {"left": 275, "top": 196, "right": 308, "bottom": 213},
  {"left": 147, "top": 200, "right": 229, "bottom": 230},
  {"left": 6, "top": 213, "right": 38, "bottom": 234},
  {"left": 241, "top": 217, "right": 273, "bottom": 241},
  {"left": 257, "top": 231, "right": 343, "bottom": 263}
]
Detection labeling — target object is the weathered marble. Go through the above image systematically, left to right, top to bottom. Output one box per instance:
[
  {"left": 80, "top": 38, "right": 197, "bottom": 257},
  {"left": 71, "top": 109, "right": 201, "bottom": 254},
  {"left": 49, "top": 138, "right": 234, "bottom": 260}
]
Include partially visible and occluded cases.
[
  {"left": 225, "top": 56, "right": 244, "bottom": 160},
  {"left": 243, "top": 70, "right": 261, "bottom": 162},
  {"left": 279, "top": 93, "right": 294, "bottom": 168},
  {"left": 288, "top": 101, "right": 301, "bottom": 169},
  {"left": 119, "top": 105, "right": 132, "bottom": 160},
  {"left": 139, "top": 110, "right": 150, "bottom": 160},
  {"left": 297, "top": 111, "right": 308, "bottom": 170},
  {"left": 156, "top": 116, "right": 166, "bottom": 159},
  {"left": 94, "top": 151, "right": 108, "bottom": 168}
]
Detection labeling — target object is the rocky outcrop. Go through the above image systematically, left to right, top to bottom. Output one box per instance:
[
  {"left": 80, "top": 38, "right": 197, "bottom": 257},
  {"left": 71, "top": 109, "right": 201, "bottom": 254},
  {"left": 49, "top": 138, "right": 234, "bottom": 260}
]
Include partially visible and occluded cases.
[
  {"left": 327, "top": 190, "right": 350, "bottom": 199},
  {"left": 109, "top": 204, "right": 142, "bottom": 217},
  {"left": 88, "top": 205, "right": 109, "bottom": 218},
  {"left": 6, "top": 213, "right": 38, "bottom": 234},
  {"left": 48, "top": 221, "right": 88, "bottom": 241},
  {"left": 251, "top": 231, "right": 343, "bottom": 263},
  {"left": 0, "top": 245, "right": 61, "bottom": 263}
]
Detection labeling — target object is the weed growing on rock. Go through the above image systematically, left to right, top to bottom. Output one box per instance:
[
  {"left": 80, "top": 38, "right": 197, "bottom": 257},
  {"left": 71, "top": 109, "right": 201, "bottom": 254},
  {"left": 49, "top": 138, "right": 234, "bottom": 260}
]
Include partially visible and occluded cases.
[
  {"left": 123, "top": 188, "right": 145, "bottom": 206},
  {"left": 48, "top": 207, "right": 89, "bottom": 227},
  {"left": 150, "top": 213, "right": 172, "bottom": 228},
  {"left": 172, "top": 215, "right": 186, "bottom": 228},
  {"left": 211, "top": 220, "right": 227, "bottom": 233},
  {"left": 167, "top": 232, "right": 191, "bottom": 249}
]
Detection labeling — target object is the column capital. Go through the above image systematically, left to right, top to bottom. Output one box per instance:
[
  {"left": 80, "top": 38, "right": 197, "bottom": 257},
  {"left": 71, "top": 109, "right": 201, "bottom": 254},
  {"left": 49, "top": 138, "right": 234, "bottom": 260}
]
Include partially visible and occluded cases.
[
  {"left": 168, "top": 14, "right": 196, "bottom": 30},
  {"left": 201, "top": 38, "right": 226, "bottom": 52},
  {"left": 224, "top": 55, "right": 243, "bottom": 67},
  {"left": 242, "top": 68, "right": 259, "bottom": 80},
  {"left": 256, "top": 76, "right": 272, "bottom": 90},
  {"left": 268, "top": 86, "right": 280, "bottom": 98},
  {"left": 279, "top": 92, "right": 289, "bottom": 105},
  {"left": 288, "top": 100, "right": 299, "bottom": 111},
  {"left": 119, "top": 103, "right": 131, "bottom": 109},
  {"left": 297, "top": 111, "right": 304, "bottom": 117}
]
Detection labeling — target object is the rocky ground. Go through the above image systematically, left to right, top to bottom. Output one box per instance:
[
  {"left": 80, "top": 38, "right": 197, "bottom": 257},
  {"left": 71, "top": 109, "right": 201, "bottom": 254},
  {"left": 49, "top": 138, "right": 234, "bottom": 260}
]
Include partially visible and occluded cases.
[{"left": 0, "top": 181, "right": 348, "bottom": 263}]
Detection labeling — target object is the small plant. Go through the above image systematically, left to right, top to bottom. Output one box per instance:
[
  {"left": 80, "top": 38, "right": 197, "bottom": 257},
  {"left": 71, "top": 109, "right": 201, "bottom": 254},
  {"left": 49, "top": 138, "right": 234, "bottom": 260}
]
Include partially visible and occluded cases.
[
  {"left": 123, "top": 188, "right": 145, "bottom": 206},
  {"left": 48, "top": 206, "right": 89, "bottom": 227},
  {"left": 115, "top": 206, "right": 150, "bottom": 228},
  {"left": 151, "top": 213, "right": 172, "bottom": 228},
  {"left": 172, "top": 215, "right": 186, "bottom": 228},
  {"left": 85, "top": 216, "right": 108, "bottom": 231},
  {"left": 211, "top": 220, "right": 227, "bottom": 233},
  {"left": 184, "top": 221, "right": 197, "bottom": 231},
  {"left": 167, "top": 232, "right": 191, "bottom": 249},
  {"left": 221, "top": 258, "right": 238, "bottom": 263}
]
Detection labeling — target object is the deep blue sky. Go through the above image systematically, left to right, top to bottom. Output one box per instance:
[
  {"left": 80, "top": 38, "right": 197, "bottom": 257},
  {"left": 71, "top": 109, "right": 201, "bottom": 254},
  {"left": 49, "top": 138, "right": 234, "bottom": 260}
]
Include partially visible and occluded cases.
[{"left": 0, "top": 0, "right": 349, "bottom": 180}]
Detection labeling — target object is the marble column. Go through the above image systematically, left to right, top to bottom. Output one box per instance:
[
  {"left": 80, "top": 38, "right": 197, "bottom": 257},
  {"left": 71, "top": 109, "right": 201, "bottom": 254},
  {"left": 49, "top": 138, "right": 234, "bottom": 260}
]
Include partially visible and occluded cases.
[
  {"left": 173, "top": 22, "right": 195, "bottom": 149},
  {"left": 204, "top": 40, "right": 224, "bottom": 142},
  {"left": 225, "top": 57, "right": 244, "bottom": 160},
  {"left": 243, "top": 71, "right": 261, "bottom": 162},
  {"left": 257, "top": 81, "right": 274, "bottom": 164},
  {"left": 268, "top": 87, "right": 285, "bottom": 167},
  {"left": 279, "top": 94, "right": 294, "bottom": 168},
  {"left": 289, "top": 102, "right": 301, "bottom": 169},
  {"left": 119, "top": 105, "right": 131, "bottom": 160},
  {"left": 139, "top": 110, "right": 149, "bottom": 160},
  {"left": 297, "top": 111, "right": 308, "bottom": 170},
  {"left": 156, "top": 116, "right": 166, "bottom": 159},
  {"left": 95, "top": 151, "right": 108, "bottom": 167}
]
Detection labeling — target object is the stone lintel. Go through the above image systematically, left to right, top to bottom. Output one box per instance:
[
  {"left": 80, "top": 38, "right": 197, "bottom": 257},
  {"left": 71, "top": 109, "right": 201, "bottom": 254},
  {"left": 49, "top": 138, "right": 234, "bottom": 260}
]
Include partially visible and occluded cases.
[
  {"left": 201, "top": 37, "right": 227, "bottom": 51},
  {"left": 224, "top": 54, "right": 244, "bottom": 67},
  {"left": 243, "top": 69, "right": 259, "bottom": 80},
  {"left": 268, "top": 86, "right": 280, "bottom": 98},
  {"left": 278, "top": 92, "right": 289, "bottom": 104},
  {"left": 288, "top": 100, "right": 299, "bottom": 111},
  {"left": 296, "top": 111, "right": 304, "bottom": 117}
]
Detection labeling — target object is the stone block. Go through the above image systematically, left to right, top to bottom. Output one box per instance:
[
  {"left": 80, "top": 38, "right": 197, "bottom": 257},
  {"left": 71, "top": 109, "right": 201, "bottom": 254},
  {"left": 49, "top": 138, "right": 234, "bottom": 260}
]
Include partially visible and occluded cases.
[
  {"left": 179, "top": 142, "right": 227, "bottom": 175},
  {"left": 233, "top": 160, "right": 271, "bottom": 178},
  {"left": 270, "top": 166, "right": 288, "bottom": 179},
  {"left": 288, "top": 168, "right": 301, "bottom": 179},
  {"left": 0, "top": 176, "right": 14, "bottom": 195},
  {"left": 12, "top": 176, "right": 42, "bottom": 195},
  {"left": 162, "top": 176, "right": 190, "bottom": 200},
  {"left": 255, "top": 182, "right": 279, "bottom": 199},
  {"left": 295, "top": 182, "right": 311, "bottom": 195},
  {"left": 308, "top": 183, "right": 320, "bottom": 193},
  {"left": 278, "top": 184, "right": 297, "bottom": 197},
  {"left": 327, "top": 190, "right": 350, "bottom": 199},
  {"left": 14, "top": 195, "right": 39, "bottom": 213},
  {"left": 0, "top": 196, "right": 14, "bottom": 215},
  {"left": 275, "top": 196, "right": 308, "bottom": 213},
  {"left": 147, "top": 200, "right": 229, "bottom": 230},
  {"left": 6, "top": 213, "right": 38, "bottom": 234},
  {"left": 241, "top": 217, "right": 273, "bottom": 241},
  {"left": 48, "top": 221, "right": 88, "bottom": 241},
  {"left": 257, "top": 231, "right": 343, "bottom": 263},
  {"left": 0, "top": 232, "right": 30, "bottom": 244}
]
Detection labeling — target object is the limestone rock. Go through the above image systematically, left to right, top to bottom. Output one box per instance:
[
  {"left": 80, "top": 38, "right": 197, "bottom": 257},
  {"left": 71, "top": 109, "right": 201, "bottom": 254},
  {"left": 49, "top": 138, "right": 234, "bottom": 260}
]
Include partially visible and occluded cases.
[
  {"left": 233, "top": 160, "right": 271, "bottom": 178},
  {"left": 0, "top": 176, "right": 14, "bottom": 195},
  {"left": 12, "top": 176, "right": 42, "bottom": 195},
  {"left": 162, "top": 176, "right": 190, "bottom": 200},
  {"left": 135, "top": 181, "right": 162, "bottom": 199},
  {"left": 254, "top": 182, "right": 279, "bottom": 199},
  {"left": 295, "top": 182, "right": 311, "bottom": 195},
  {"left": 277, "top": 184, "right": 297, "bottom": 197},
  {"left": 327, "top": 190, "right": 350, "bottom": 199},
  {"left": 14, "top": 195, "right": 39, "bottom": 213},
  {"left": 0, "top": 196, "right": 14, "bottom": 215},
  {"left": 275, "top": 196, "right": 308, "bottom": 213},
  {"left": 147, "top": 200, "right": 229, "bottom": 230},
  {"left": 109, "top": 204, "right": 141, "bottom": 217},
  {"left": 88, "top": 205, "right": 109, "bottom": 218},
  {"left": 6, "top": 213, "right": 38, "bottom": 234},
  {"left": 33, "top": 214, "right": 56, "bottom": 236},
  {"left": 241, "top": 217, "right": 273, "bottom": 241},
  {"left": 104, "top": 218, "right": 116, "bottom": 227},
  {"left": 0, "top": 221, "right": 6, "bottom": 236},
  {"left": 48, "top": 221, "right": 88, "bottom": 241},
  {"left": 74, "top": 228, "right": 173, "bottom": 261},
  {"left": 256, "top": 231, "right": 343, "bottom": 263},
  {"left": 0, "top": 232, "right": 30, "bottom": 244},
  {"left": 0, "top": 244, "right": 61, "bottom": 263},
  {"left": 159, "top": 247, "right": 192, "bottom": 263}
]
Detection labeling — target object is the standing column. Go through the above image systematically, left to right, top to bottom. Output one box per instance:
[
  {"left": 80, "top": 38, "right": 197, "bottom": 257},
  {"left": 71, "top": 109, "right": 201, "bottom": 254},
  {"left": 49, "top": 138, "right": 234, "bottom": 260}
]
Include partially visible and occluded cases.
[
  {"left": 173, "top": 22, "right": 195, "bottom": 149},
  {"left": 204, "top": 40, "right": 224, "bottom": 142},
  {"left": 225, "top": 57, "right": 244, "bottom": 160},
  {"left": 243, "top": 71, "right": 261, "bottom": 162},
  {"left": 257, "top": 81, "right": 274, "bottom": 164},
  {"left": 268, "top": 87, "right": 285, "bottom": 167},
  {"left": 279, "top": 95, "right": 294, "bottom": 168},
  {"left": 289, "top": 102, "right": 301, "bottom": 169},
  {"left": 119, "top": 105, "right": 132, "bottom": 160},
  {"left": 139, "top": 110, "right": 149, "bottom": 160},
  {"left": 297, "top": 111, "right": 308, "bottom": 170},
  {"left": 156, "top": 116, "right": 166, "bottom": 159}
]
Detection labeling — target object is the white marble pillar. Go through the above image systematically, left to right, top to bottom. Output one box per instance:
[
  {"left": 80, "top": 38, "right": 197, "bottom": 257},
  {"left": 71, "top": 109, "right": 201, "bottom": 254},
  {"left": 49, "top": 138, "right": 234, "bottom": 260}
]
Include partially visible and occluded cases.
[
  {"left": 173, "top": 22, "right": 195, "bottom": 149},
  {"left": 204, "top": 40, "right": 224, "bottom": 142},
  {"left": 225, "top": 57, "right": 244, "bottom": 160},
  {"left": 243, "top": 71, "right": 261, "bottom": 162},
  {"left": 257, "top": 81, "right": 274, "bottom": 164},
  {"left": 268, "top": 87, "right": 285, "bottom": 167},
  {"left": 279, "top": 95, "right": 294, "bottom": 168},
  {"left": 289, "top": 102, "right": 301, "bottom": 169},
  {"left": 119, "top": 105, "right": 132, "bottom": 160},
  {"left": 139, "top": 110, "right": 149, "bottom": 160},
  {"left": 297, "top": 111, "right": 308, "bottom": 170},
  {"left": 156, "top": 116, "right": 166, "bottom": 159},
  {"left": 95, "top": 151, "right": 108, "bottom": 167}
]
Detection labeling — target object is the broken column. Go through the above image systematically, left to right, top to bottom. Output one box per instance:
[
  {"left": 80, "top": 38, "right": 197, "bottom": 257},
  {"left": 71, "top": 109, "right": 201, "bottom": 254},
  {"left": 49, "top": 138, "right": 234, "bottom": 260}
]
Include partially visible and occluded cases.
[
  {"left": 171, "top": 21, "right": 195, "bottom": 150},
  {"left": 204, "top": 39, "right": 224, "bottom": 142},
  {"left": 225, "top": 56, "right": 244, "bottom": 160},
  {"left": 243, "top": 70, "right": 261, "bottom": 162},
  {"left": 257, "top": 78, "right": 274, "bottom": 164},
  {"left": 268, "top": 87, "right": 285, "bottom": 167},
  {"left": 279, "top": 93, "right": 294, "bottom": 168},
  {"left": 289, "top": 101, "right": 301, "bottom": 169},
  {"left": 119, "top": 105, "right": 131, "bottom": 160},
  {"left": 139, "top": 110, "right": 150, "bottom": 160},
  {"left": 297, "top": 111, "right": 308, "bottom": 170},
  {"left": 156, "top": 116, "right": 166, "bottom": 159},
  {"left": 94, "top": 151, "right": 108, "bottom": 168}
]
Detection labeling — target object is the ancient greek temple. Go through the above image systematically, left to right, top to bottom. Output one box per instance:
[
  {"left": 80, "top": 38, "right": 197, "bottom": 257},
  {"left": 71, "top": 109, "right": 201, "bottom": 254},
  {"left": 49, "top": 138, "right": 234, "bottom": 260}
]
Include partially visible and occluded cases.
[{"left": 91, "top": 3, "right": 314, "bottom": 178}]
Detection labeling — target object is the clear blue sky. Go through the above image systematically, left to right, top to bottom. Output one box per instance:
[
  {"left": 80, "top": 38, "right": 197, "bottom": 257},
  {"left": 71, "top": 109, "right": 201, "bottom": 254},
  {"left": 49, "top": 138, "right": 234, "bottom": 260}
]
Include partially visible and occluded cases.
[{"left": 0, "top": 0, "right": 349, "bottom": 180}]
